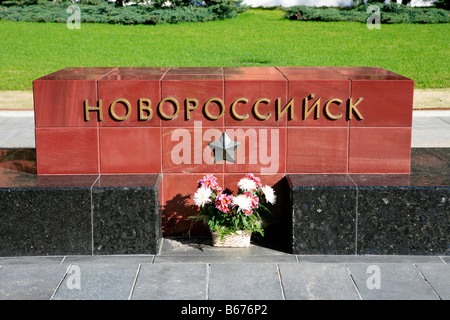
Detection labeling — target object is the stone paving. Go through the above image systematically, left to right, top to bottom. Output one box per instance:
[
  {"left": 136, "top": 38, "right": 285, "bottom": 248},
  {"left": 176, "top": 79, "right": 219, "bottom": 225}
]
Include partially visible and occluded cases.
[{"left": 0, "top": 239, "right": 449, "bottom": 300}]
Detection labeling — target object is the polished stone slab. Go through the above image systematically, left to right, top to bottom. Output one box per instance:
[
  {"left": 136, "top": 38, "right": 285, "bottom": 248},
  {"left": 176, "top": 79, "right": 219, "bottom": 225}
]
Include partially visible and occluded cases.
[
  {"left": 92, "top": 175, "right": 161, "bottom": 255},
  {"left": 291, "top": 185, "right": 357, "bottom": 255},
  {"left": 0, "top": 187, "right": 93, "bottom": 256},
  {"left": 356, "top": 188, "right": 450, "bottom": 255}
]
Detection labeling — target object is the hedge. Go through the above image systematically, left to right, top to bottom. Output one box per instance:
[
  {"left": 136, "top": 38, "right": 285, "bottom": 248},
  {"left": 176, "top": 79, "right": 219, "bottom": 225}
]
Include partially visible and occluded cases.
[
  {"left": 0, "top": 0, "right": 247, "bottom": 24},
  {"left": 284, "top": 3, "right": 450, "bottom": 24}
]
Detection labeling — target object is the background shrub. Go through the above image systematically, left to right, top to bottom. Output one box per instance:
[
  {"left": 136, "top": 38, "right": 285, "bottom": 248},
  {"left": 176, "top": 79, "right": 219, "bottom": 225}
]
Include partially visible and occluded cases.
[
  {"left": 0, "top": 0, "right": 246, "bottom": 24},
  {"left": 284, "top": 3, "right": 449, "bottom": 24}
]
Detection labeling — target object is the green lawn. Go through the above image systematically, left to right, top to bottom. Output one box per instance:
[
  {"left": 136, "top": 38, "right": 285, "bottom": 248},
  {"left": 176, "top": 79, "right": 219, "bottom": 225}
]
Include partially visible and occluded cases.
[{"left": 0, "top": 8, "right": 448, "bottom": 90}]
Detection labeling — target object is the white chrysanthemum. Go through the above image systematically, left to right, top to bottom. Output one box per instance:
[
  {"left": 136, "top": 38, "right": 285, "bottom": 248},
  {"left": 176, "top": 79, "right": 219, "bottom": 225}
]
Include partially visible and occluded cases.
[
  {"left": 237, "top": 178, "right": 257, "bottom": 192},
  {"left": 261, "top": 185, "right": 276, "bottom": 204},
  {"left": 193, "top": 187, "right": 212, "bottom": 207},
  {"left": 232, "top": 194, "right": 253, "bottom": 212}
]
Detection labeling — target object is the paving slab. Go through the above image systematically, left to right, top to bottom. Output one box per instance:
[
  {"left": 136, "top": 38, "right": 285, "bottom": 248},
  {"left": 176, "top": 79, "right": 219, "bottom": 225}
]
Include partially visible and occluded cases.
[
  {"left": 0, "top": 111, "right": 35, "bottom": 148},
  {"left": 411, "top": 111, "right": 450, "bottom": 147},
  {"left": 155, "top": 238, "right": 296, "bottom": 263},
  {"left": 160, "top": 238, "right": 290, "bottom": 256},
  {"left": 155, "top": 254, "right": 297, "bottom": 263},
  {"left": 62, "top": 255, "right": 154, "bottom": 265},
  {"left": 296, "top": 255, "right": 446, "bottom": 264},
  {"left": 0, "top": 256, "right": 65, "bottom": 265},
  {"left": 52, "top": 263, "right": 139, "bottom": 300},
  {"left": 132, "top": 263, "right": 207, "bottom": 300},
  {"left": 208, "top": 263, "right": 283, "bottom": 300},
  {"left": 278, "top": 263, "right": 360, "bottom": 300},
  {"left": 346, "top": 263, "right": 439, "bottom": 300},
  {"left": 0, "top": 264, "right": 68, "bottom": 300},
  {"left": 416, "top": 264, "right": 450, "bottom": 300}
]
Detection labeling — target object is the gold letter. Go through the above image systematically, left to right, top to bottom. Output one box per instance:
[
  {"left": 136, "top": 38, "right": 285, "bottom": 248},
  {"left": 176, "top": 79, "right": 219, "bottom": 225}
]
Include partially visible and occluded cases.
[
  {"left": 303, "top": 94, "right": 320, "bottom": 120},
  {"left": 158, "top": 97, "right": 180, "bottom": 120},
  {"left": 231, "top": 97, "right": 249, "bottom": 120},
  {"left": 110, "top": 98, "right": 131, "bottom": 121},
  {"left": 138, "top": 98, "right": 153, "bottom": 121},
  {"left": 185, "top": 98, "right": 198, "bottom": 121},
  {"left": 204, "top": 98, "right": 225, "bottom": 120},
  {"left": 253, "top": 98, "right": 272, "bottom": 120},
  {"left": 276, "top": 98, "right": 294, "bottom": 121},
  {"left": 324, "top": 98, "right": 343, "bottom": 120},
  {"left": 347, "top": 98, "right": 364, "bottom": 121},
  {"left": 84, "top": 99, "right": 103, "bottom": 122}
]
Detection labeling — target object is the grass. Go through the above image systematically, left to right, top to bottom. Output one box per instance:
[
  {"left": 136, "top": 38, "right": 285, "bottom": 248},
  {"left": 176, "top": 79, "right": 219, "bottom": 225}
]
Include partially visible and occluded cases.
[{"left": 0, "top": 8, "right": 448, "bottom": 90}]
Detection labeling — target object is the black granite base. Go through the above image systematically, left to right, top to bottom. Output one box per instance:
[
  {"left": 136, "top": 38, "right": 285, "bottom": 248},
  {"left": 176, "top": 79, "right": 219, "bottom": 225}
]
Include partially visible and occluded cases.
[
  {"left": 289, "top": 148, "right": 450, "bottom": 255},
  {"left": 0, "top": 152, "right": 161, "bottom": 256}
]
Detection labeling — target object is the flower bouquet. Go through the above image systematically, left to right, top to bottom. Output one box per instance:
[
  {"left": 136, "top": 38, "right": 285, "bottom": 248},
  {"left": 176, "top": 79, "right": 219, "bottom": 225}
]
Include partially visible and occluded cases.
[{"left": 191, "top": 173, "right": 276, "bottom": 247}]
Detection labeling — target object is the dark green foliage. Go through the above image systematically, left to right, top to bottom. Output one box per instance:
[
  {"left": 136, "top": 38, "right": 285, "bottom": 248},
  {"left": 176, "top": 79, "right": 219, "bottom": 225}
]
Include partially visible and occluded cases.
[
  {"left": 0, "top": 0, "right": 246, "bottom": 24},
  {"left": 0, "top": 0, "right": 37, "bottom": 7},
  {"left": 79, "top": 0, "right": 100, "bottom": 5},
  {"left": 150, "top": 0, "right": 192, "bottom": 9},
  {"left": 434, "top": 0, "right": 450, "bottom": 10},
  {"left": 284, "top": 3, "right": 449, "bottom": 24}
]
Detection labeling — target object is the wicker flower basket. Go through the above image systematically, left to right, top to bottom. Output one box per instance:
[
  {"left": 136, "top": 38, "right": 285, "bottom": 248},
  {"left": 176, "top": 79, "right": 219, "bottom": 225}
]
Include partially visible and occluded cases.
[{"left": 211, "top": 230, "right": 252, "bottom": 247}]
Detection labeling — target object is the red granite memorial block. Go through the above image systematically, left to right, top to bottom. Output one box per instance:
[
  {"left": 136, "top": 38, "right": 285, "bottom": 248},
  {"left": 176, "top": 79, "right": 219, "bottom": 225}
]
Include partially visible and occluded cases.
[
  {"left": 277, "top": 66, "right": 341, "bottom": 76},
  {"left": 32, "top": 67, "right": 415, "bottom": 236},
  {"left": 33, "top": 67, "right": 116, "bottom": 127},
  {"left": 167, "top": 67, "right": 223, "bottom": 75},
  {"left": 224, "top": 67, "right": 284, "bottom": 75},
  {"left": 329, "top": 67, "right": 397, "bottom": 76},
  {"left": 97, "top": 68, "right": 165, "bottom": 127},
  {"left": 334, "top": 68, "right": 414, "bottom": 128},
  {"left": 282, "top": 69, "right": 351, "bottom": 127},
  {"left": 224, "top": 71, "right": 287, "bottom": 127},
  {"left": 161, "top": 73, "right": 225, "bottom": 127},
  {"left": 162, "top": 126, "right": 224, "bottom": 173},
  {"left": 35, "top": 127, "right": 99, "bottom": 175},
  {"left": 99, "top": 127, "right": 161, "bottom": 174},
  {"left": 224, "top": 127, "right": 286, "bottom": 174},
  {"left": 287, "top": 127, "right": 349, "bottom": 173},
  {"left": 348, "top": 127, "right": 411, "bottom": 173}
]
